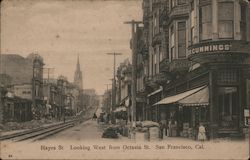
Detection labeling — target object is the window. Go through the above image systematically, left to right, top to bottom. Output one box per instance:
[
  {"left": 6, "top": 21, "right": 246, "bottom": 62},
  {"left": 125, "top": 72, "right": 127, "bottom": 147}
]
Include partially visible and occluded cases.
[
  {"left": 171, "top": 0, "right": 176, "bottom": 9},
  {"left": 191, "top": 1, "right": 195, "bottom": 44},
  {"left": 199, "top": 2, "right": 212, "bottom": 40},
  {"left": 218, "top": 2, "right": 234, "bottom": 39},
  {"left": 240, "top": 4, "right": 247, "bottom": 40},
  {"left": 153, "top": 11, "right": 159, "bottom": 36},
  {"left": 178, "top": 22, "right": 186, "bottom": 58},
  {"left": 170, "top": 25, "right": 175, "bottom": 61},
  {"left": 159, "top": 45, "right": 163, "bottom": 62},
  {"left": 154, "top": 50, "right": 157, "bottom": 75},
  {"left": 151, "top": 54, "right": 154, "bottom": 76},
  {"left": 217, "top": 70, "right": 238, "bottom": 84},
  {"left": 35, "top": 85, "right": 39, "bottom": 97},
  {"left": 218, "top": 87, "right": 238, "bottom": 128}
]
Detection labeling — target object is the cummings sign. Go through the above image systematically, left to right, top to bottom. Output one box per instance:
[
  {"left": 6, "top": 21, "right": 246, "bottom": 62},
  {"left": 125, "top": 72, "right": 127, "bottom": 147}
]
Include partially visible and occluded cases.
[{"left": 190, "top": 44, "right": 231, "bottom": 55}]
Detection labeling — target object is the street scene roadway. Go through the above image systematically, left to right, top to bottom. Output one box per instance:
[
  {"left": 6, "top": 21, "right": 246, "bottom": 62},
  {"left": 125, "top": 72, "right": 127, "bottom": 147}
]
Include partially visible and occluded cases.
[{"left": 47, "top": 119, "right": 109, "bottom": 141}]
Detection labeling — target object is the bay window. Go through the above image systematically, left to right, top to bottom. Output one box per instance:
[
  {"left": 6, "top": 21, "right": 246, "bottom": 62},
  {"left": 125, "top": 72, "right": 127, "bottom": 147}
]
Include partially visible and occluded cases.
[
  {"left": 199, "top": 1, "right": 212, "bottom": 40},
  {"left": 218, "top": 2, "right": 234, "bottom": 39},
  {"left": 240, "top": 4, "right": 247, "bottom": 40},
  {"left": 178, "top": 21, "right": 186, "bottom": 58}
]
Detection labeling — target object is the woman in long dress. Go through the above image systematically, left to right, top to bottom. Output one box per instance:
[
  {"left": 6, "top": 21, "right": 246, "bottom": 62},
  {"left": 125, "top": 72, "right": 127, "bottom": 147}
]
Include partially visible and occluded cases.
[{"left": 198, "top": 123, "right": 207, "bottom": 141}]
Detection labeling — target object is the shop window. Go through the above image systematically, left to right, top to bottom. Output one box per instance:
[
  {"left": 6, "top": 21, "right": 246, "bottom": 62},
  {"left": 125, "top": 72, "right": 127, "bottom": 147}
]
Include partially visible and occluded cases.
[
  {"left": 199, "top": 2, "right": 212, "bottom": 40},
  {"left": 218, "top": 2, "right": 234, "bottom": 39},
  {"left": 240, "top": 4, "right": 247, "bottom": 41},
  {"left": 178, "top": 21, "right": 186, "bottom": 58},
  {"left": 217, "top": 70, "right": 238, "bottom": 84},
  {"left": 218, "top": 87, "right": 238, "bottom": 128}
]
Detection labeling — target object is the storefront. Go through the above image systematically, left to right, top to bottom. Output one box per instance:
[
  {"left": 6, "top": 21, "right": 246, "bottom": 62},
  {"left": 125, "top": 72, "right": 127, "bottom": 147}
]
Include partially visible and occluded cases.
[{"left": 153, "top": 85, "right": 209, "bottom": 138}]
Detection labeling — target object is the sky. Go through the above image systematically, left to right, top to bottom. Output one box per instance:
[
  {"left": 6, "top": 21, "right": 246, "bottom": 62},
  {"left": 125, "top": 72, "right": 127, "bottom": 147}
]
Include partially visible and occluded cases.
[{"left": 1, "top": 0, "right": 142, "bottom": 95}]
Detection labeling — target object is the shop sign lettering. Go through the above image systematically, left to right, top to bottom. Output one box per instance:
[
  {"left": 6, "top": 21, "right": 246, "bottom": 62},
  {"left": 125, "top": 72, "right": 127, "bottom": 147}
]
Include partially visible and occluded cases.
[{"left": 190, "top": 44, "right": 231, "bottom": 55}]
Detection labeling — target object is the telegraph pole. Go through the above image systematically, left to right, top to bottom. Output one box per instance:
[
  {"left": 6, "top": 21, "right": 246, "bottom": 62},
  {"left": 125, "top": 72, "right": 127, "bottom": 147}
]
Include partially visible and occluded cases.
[
  {"left": 124, "top": 20, "right": 142, "bottom": 127},
  {"left": 105, "top": 52, "right": 122, "bottom": 112},
  {"left": 43, "top": 67, "right": 55, "bottom": 82},
  {"left": 104, "top": 83, "right": 112, "bottom": 114}
]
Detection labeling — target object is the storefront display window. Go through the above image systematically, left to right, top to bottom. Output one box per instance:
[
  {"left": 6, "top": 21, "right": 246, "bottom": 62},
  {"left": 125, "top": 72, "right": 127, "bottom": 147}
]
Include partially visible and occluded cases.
[{"left": 218, "top": 87, "right": 238, "bottom": 128}]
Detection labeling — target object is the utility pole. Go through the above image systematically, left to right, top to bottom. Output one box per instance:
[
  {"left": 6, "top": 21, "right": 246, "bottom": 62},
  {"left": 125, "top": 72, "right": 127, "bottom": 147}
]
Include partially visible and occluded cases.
[
  {"left": 124, "top": 20, "right": 142, "bottom": 127},
  {"left": 105, "top": 52, "right": 122, "bottom": 112},
  {"left": 43, "top": 68, "right": 55, "bottom": 82},
  {"left": 104, "top": 84, "right": 112, "bottom": 114}
]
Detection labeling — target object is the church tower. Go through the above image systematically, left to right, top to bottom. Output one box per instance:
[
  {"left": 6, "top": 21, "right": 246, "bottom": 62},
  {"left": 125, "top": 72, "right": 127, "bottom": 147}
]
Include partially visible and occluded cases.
[{"left": 74, "top": 55, "right": 83, "bottom": 90}]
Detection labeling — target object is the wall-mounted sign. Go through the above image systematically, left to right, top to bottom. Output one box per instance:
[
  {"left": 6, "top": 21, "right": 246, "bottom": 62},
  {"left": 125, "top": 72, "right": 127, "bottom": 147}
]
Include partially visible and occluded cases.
[{"left": 190, "top": 44, "right": 231, "bottom": 55}]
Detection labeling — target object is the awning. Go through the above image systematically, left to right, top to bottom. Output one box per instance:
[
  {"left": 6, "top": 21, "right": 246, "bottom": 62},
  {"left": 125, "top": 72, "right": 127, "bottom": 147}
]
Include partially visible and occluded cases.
[
  {"left": 147, "top": 86, "right": 163, "bottom": 97},
  {"left": 153, "top": 86, "right": 207, "bottom": 106},
  {"left": 178, "top": 86, "right": 209, "bottom": 106}
]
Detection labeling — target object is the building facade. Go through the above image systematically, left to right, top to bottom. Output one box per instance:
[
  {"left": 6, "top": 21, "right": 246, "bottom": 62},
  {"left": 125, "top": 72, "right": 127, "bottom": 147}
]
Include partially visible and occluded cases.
[
  {"left": 137, "top": 0, "right": 250, "bottom": 139},
  {"left": 0, "top": 53, "right": 44, "bottom": 121}
]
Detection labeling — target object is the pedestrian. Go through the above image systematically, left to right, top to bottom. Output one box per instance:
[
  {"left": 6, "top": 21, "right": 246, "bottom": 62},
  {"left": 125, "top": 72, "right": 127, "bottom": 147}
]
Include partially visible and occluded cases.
[
  {"left": 92, "top": 113, "right": 97, "bottom": 120},
  {"left": 159, "top": 122, "right": 164, "bottom": 139},
  {"left": 197, "top": 123, "right": 207, "bottom": 141}
]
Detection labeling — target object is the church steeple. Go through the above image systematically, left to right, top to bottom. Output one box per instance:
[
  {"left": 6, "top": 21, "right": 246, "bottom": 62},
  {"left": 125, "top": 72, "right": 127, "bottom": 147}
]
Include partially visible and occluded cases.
[
  {"left": 74, "top": 54, "right": 83, "bottom": 90},
  {"left": 77, "top": 54, "right": 80, "bottom": 71}
]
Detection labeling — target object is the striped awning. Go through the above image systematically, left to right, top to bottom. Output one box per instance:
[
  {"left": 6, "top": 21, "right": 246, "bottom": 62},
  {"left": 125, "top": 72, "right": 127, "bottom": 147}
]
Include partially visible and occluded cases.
[
  {"left": 153, "top": 86, "right": 209, "bottom": 106},
  {"left": 178, "top": 86, "right": 209, "bottom": 106}
]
